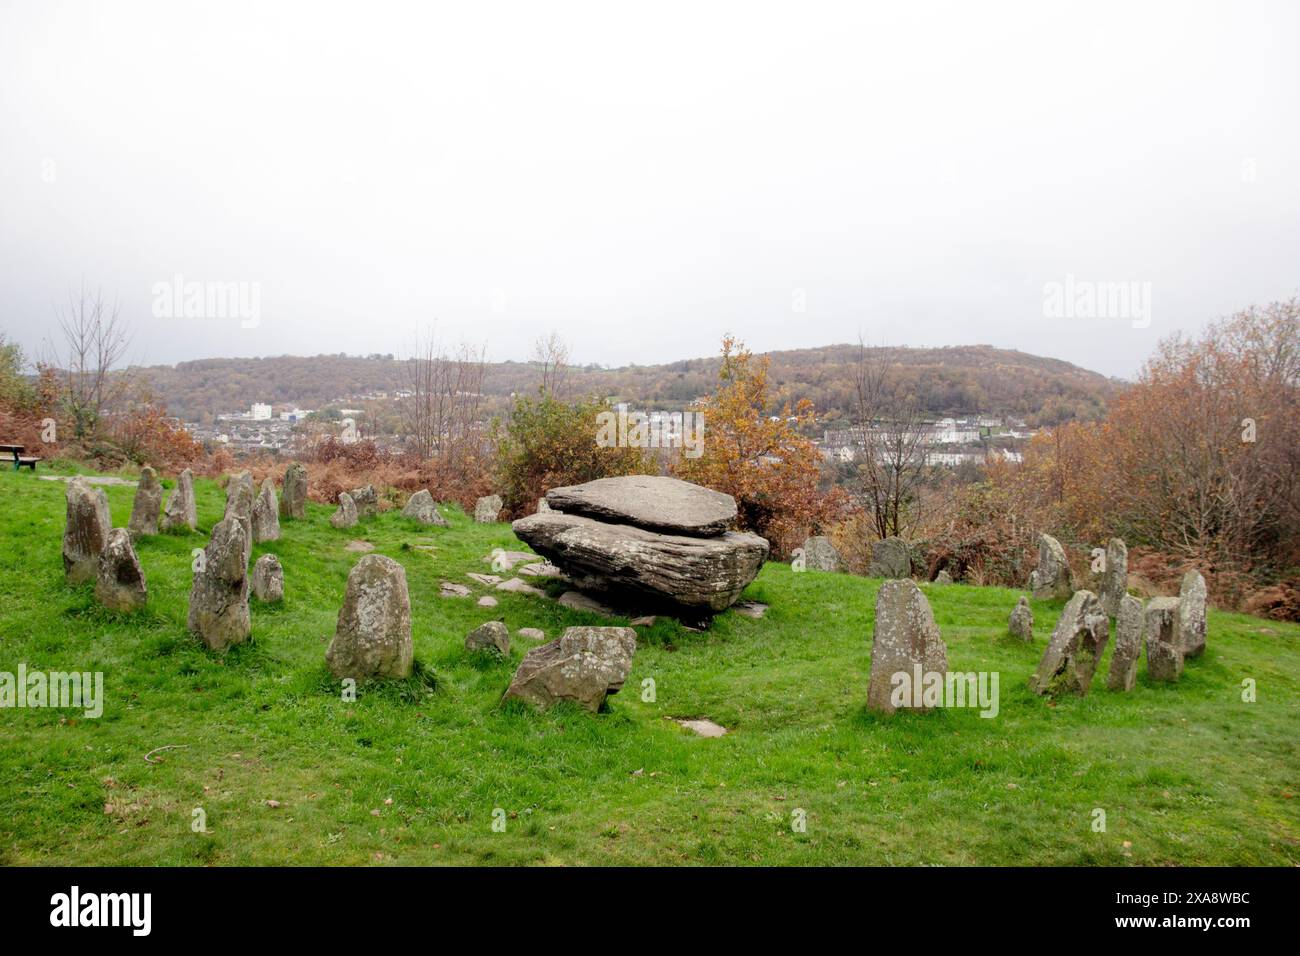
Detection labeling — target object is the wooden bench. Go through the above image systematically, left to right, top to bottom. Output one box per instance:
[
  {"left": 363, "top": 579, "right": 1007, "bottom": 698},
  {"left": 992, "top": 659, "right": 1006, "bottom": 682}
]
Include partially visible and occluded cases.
[{"left": 0, "top": 443, "right": 41, "bottom": 471}]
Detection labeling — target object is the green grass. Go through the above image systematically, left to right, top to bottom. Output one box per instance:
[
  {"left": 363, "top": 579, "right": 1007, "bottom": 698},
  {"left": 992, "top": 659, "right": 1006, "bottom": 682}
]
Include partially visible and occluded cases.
[{"left": 1, "top": 464, "right": 1297, "bottom": 866}]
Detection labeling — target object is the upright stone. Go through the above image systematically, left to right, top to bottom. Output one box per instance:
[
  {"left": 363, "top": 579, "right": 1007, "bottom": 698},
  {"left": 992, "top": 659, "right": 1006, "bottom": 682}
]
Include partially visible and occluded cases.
[
  {"left": 280, "top": 463, "right": 308, "bottom": 520},
  {"left": 128, "top": 466, "right": 163, "bottom": 536},
  {"left": 161, "top": 468, "right": 197, "bottom": 532},
  {"left": 224, "top": 471, "right": 255, "bottom": 563},
  {"left": 62, "top": 476, "right": 112, "bottom": 585},
  {"left": 251, "top": 477, "right": 281, "bottom": 543},
  {"left": 349, "top": 484, "right": 378, "bottom": 518},
  {"left": 401, "top": 489, "right": 448, "bottom": 526},
  {"left": 330, "top": 492, "right": 358, "bottom": 528},
  {"left": 474, "top": 494, "right": 503, "bottom": 523},
  {"left": 187, "top": 517, "right": 251, "bottom": 651},
  {"left": 95, "top": 527, "right": 147, "bottom": 611},
  {"left": 1031, "top": 533, "right": 1072, "bottom": 600},
  {"left": 801, "top": 536, "right": 842, "bottom": 572},
  {"left": 867, "top": 537, "right": 911, "bottom": 579},
  {"left": 1098, "top": 537, "right": 1128, "bottom": 617},
  {"left": 251, "top": 553, "right": 284, "bottom": 603},
  {"left": 326, "top": 554, "right": 413, "bottom": 680},
  {"left": 934, "top": 569, "right": 953, "bottom": 585},
  {"left": 1177, "top": 570, "right": 1207, "bottom": 658},
  {"left": 867, "top": 579, "right": 948, "bottom": 714},
  {"left": 1028, "top": 590, "right": 1109, "bottom": 696},
  {"left": 1106, "top": 594, "right": 1144, "bottom": 691},
  {"left": 1008, "top": 595, "right": 1034, "bottom": 641},
  {"left": 1144, "top": 597, "right": 1184, "bottom": 682},
  {"left": 466, "top": 621, "right": 510, "bottom": 655},
  {"left": 504, "top": 626, "right": 637, "bottom": 712}
]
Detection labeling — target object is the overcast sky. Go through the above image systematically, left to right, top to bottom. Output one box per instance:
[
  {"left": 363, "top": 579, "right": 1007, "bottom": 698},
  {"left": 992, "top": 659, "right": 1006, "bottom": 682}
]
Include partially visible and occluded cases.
[{"left": 1, "top": 0, "right": 1297, "bottom": 379}]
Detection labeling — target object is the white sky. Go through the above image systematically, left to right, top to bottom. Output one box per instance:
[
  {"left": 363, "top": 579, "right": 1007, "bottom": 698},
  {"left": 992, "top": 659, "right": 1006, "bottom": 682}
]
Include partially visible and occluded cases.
[{"left": 1, "top": 0, "right": 1297, "bottom": 378}]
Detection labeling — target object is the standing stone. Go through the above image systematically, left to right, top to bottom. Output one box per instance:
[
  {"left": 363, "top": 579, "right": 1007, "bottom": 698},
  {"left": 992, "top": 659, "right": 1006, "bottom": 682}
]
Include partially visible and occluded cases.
[
  {"left": 280, "top": 463, "right": 308, "bottom": 520},
  {"left": 128, "top": 466, "right": 163, "bottom": 536},
  {"left": 161, "top": 468, "right": 197, "bottom": 532},
  {"left": 223, "top": 471, "right": 255, "bottom": 564},
  {"left": 62, "top": 477, "right": 112, "bottom": 585},
  {"left": 251, "top": 478, "right": 281, "bottom": 543},
  {"left": 349, "top": 484, "right": 378, "bottom": 518},
  {"left": 401, "top": 489, "right": 448, "bottom": 526},
  {"left": 330, "top": 492, "right": 358, "bottom": 528},
  {"left": 474, "top": 494, "right": 503, "bottom": 523},
  {"left": 537, "top": 498, "right": 552, "bottom": 513},
  {"left": 187, "top": 517, "right": 252, "bottom": 652},
  {"left": 95, "top": 527, "right": 147, "bottom": 611},
  {"left": 1031, "top": 533, "right": 1072, "bottom": 600},
  {"left": 801, "top": 536, "right": 842, "bottom": 572},
  {"left": 867, "top": 537, "right": 911, "bottom": 579},
  {"left": 1097, "top": 537, "right": 1128, "bottom": 617},
  {"left": 251, "top": 553, "right": 284, "bottom": 603},
  {"left": 326, "top": 554, "right": 413, "bottom": 680},
  {"left": 934, "top": 569, "right": 953, "bottom": 585},
  {"left": 1176, "top": 570, "right": 1207, "bottom": 658},
  {"left": 867, "top": 579, "right": 948, "bottom": 714},
  {"left": 1029, "top": 590, "right": 1110, "bottom": 696},
  {"left": 1106, "top": 594, "right": 1144, "bottom": 691},
  {"left": 1008, "top": 595, "right": 1035, "bottom": 641},
  {"left": 1145, "top": 597, "right": 1184, "bottom": 682},
  {"left": 466, "top": 621, "right": 510, "bottom": 655},
  {"left": 504, "top": 626, "right": 638, "bottom": 713}
]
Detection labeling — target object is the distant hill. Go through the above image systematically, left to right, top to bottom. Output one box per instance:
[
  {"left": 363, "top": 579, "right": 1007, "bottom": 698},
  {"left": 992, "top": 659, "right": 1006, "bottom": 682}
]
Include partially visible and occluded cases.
[{"left": 129, "top": 344, "right": 1121, "bottom": 427}]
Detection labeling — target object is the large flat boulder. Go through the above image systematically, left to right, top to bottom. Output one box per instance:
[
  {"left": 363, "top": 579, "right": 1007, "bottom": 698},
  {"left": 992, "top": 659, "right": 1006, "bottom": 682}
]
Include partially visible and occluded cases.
[
  {"left": 545, "top": 475, "right": 737, "bottom": 537},
  {"left": 512, "top": 511, "right": 768, "bottom": 616}
]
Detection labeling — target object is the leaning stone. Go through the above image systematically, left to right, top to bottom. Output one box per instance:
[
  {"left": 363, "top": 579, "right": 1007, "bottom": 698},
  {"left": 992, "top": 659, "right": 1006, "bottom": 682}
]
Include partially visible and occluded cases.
[
  {"left": 280, "top": 463, "right": 308, "bottom": 520},
  {"left": 128, "top": 466, "right": 163, "bottom": 536},
  {"left": 161, "top": 468, "right": 197, "bottom": 532},
  {"left": 544, "top": 475, "right": 737, "bottom": 537},
  {"left": 63, "top": 477, "right": 113, "bottom": 585},
  {"left": 251, "top": 477, "right": 281, "bottom": 543},
  {"left": 349, "top": 484, "right": 379, "bottom": 518},
  {"left": 401, "top": 489, "right": 448, "bottom": 526},
  {"left": 330, "top": 492, "right": 358, "bottom": 528},
  {"left": 474, "top": 494, "right": 503, "bottom": 523},
  {"left": 187, "top": 517, "right": 252, "bottom": 652},
  {"left": 95, "top": 528, "right": 147, "bottom": 611},
  {"left": 1031, "top": 533, "right": 1072, "bottom": 600},
  {"left": 801, "top": 536, "right": 841, "bottom": 572},
  {"left": 867, "top": 537, "right": 911, "bottom": 579},
  {"left": 1098, "top": 537, "right": 1128, "bottom": 617},
  {"left": 251, "top": 554, "right": 284, "bottom": 603},
  {"left": 326, "top": 554, "right": 413, "bottom": 680},
  {"left": 1176, "top": 570, "right": 1207, "bottom": 658},
  {"left": 867, "top": 579, "right": 948, "bottom": 714},
  {"left": 1028, "top": 590, "right": 1109, "bottom": 695},
  {"left": 1106, "top": 594, "right": 1144, "bottom": 691},
  {"left": 1008, "top": 595, "right": 1034, "bottom": 642},
  {"left": 1145, "top": 597, "right": 1184, "bottom": 682},
  {"left": 466, "top": 621, "right": 510, "bottom": 655},
  {"left": 504, "top": 626, "right": 637, "bottom": 712}
]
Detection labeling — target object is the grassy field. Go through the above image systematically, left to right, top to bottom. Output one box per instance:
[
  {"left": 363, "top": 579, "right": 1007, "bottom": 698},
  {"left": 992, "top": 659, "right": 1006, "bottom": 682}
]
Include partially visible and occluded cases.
[{"left": 1, "top": 464, "right": 1297, "bottom": 866}]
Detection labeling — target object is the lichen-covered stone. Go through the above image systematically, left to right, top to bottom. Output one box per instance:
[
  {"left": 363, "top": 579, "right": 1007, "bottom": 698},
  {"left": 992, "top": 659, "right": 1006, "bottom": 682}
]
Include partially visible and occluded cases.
[
  {"left": 280, "top": 463, "right": 308, "bottom": 520},
  {"left": 128, "top": 466, "right": 163, "bottom": 536},
  {"left": 161, "top": 468, "right": 197, "bottom": 532},
  {"left": 223, "top": 471, "right": 255, "bottom": 564},
  {"left": 544, "top": 475, "right": 736, "bottom": 536},
  {"left": 63, "top": 476, "right": 112, "bottom": 585},
  {"left": 251, "top": 477, "right": 281, "bottom": 543},
  {"left": 349, "top": 484, "right": 379, "bottom": 518},
  {"left": 401, "top": 489, "right": 448, "bottom": 526},
  {"left": 330, "top": 492, "right": 358, "bottom": 528},
  {"left": 474, "top": 494, "right": 503, "bottom": 523},
  {"left": 188, "top": 517, "right": 251, "bottom": 652},
  {"left": 95, "top": 527, "right": 147, "bottom": 611},
  {"left": 1031, "top": 533, "right": 1072, "bottom": 600},
  {"left": 801, "top": 536, "right": 841, "bottom": 572},
  {"left": 867, "top": 537, "right": 911, "bottom": 579},
  {"left": 1098, "top": 537, "right": 1128, "bottom": 617},
  {"left": 251, "top": 553, "right": 284, "bottom": 603},
  {"left": 326, "top": 554, "right": 413, "bottom": 680},
  {"left": 1177, "top": 570, "right": 1207, "bottom": 658},
  {"left": 867, "top": 579, "right": 948, "bottom": 714},
  {"left": 1029, "top": 590, "right": 1109, "bottom": 696},
  {"left": 1106, "top": 594, "right": 1144, "bottom": 691},
  {"left": 1009, "top": 596, "right": 1034, "bottom": 641},
  {"left": 1145, "top": 596, "right": 1183, "bottom": 682},
  {"left": 466, "top": 621, "right": 509, "bottom": 655},
  {"left": 503, "top": 626, "right": 637, "bottom": 712}
]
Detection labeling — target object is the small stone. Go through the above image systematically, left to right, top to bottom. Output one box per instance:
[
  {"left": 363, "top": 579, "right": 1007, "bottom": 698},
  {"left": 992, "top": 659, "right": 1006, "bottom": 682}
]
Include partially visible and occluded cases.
[
  {"left": 128, "top": 466, "right": 163, "bottom": 536},
  {"left": 348, "top": 484, "right": 379, "bottom": 518},
  {"left": 401, "top": 489, "right": 448, "bottom": 526},
  {"left": 331, "top": 493, "right": 358, "bottom": 529},
  {"left": 474, "top": 494, "right": 503, "bottom": 523},
  {"left": 536, "top": 498, "right": 552, "bottom": 513},
  {"left": 95, "top": 528, "right": 147, "bottom": 611},
  {"left": 800, "top": 536, "right": 842, "bottom": 572},
  {"left": 867, "top": 537, "right": 911, "bottom": 579},
  {"left": 344, "top": 539, "right": 374, "bottom": 552},
  {"left": 482, "top": 550, "right": 536, "bottom": 570},
  {"left": 251, "top": 554, "right": 284, "bottom": 603},
  {"left": 516, "top": 561, "right": 565, "bottom": 579},
  {"left": 934, "top": 569, "right": 953, "bottom": 585},
  {"left": 466, "top": 573, "right": 502, "bottom": 586},
  {"left": 497, "top": 577, "right": 545, "bottom": 597},
  {"left": 440, "top": 581, "right": 471, "bottom": 598},
  {"left": 477, "top": 596, "right": 498, "bottom": 608},
  {"left": 1008, "top": 596, "right": 1034, "bottom": 642},
  {"left": 732, "top": 601, "right": 768, "bottom": 619},
  {"left": 629, "top": 616, "right": 657, "bottom": 627},
  {"left": 466, "top": 621, "right": 510, "bottom": 655},
  {"left": 504, "top": 626, "right": 638, "bottom": 712},
  {"left": 517, "top": 628, "right": 545, "bottom": 640},
  {"left": 676, "top": 718, "right": 727, "bottom": 737}
]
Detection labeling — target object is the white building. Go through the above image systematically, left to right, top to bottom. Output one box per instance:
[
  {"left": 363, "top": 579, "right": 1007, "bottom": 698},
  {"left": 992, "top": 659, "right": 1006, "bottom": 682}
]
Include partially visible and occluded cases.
[{"left": 250, "top": 402, "right": 273, "bottom": 420}]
